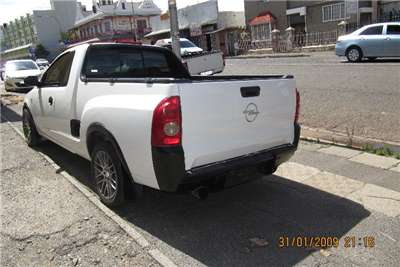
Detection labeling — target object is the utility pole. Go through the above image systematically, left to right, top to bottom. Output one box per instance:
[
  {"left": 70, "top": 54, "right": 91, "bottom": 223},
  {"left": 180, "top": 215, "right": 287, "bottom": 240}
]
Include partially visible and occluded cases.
[
  {"left": 130, "top": 0, "right": 136, "bottom": 41},
  {"left": 168, "top": 0, "right": 181, "bottom": 59}
]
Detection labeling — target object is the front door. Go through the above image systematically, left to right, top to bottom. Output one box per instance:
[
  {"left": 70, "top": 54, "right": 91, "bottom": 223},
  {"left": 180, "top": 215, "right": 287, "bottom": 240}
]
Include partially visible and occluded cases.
[
  {"left": 384, "top": 24, "right": 400, "bottom": 57},
  {"left": 358, "top": 25, "right": 385, "bottom": 57},
  {"left": 38, "top": 51, "right": 76, "bottom": 147}
]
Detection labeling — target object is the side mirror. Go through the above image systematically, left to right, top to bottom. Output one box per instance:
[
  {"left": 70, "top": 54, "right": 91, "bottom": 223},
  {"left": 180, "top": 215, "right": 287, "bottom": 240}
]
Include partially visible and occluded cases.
[{"left": 24, "top": 76, "right": 41, "bottom": 87}]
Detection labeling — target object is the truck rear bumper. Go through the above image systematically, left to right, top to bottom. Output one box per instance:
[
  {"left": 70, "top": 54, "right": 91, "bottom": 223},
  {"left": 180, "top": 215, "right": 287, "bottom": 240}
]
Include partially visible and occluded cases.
[{"left": 152, "top": 123, "right": 300, "bottom": 192}]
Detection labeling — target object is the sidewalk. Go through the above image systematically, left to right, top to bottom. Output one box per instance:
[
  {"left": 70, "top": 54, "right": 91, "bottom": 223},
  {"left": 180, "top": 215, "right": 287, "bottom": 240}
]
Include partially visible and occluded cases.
[
  {"left": 227, "top": 52, "right": 311, "bottom": 59},
  {"left": 0, "top": 120, "right": 160, "bottom": 266}
]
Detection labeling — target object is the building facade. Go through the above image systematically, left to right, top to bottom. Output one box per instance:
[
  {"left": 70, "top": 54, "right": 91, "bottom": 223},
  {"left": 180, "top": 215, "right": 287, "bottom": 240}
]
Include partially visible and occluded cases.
[
  {"left": 1, "top": 0, "right": 86, "bottom": 60},
  {"left": 68, "top": 0, "right": 161, "bottom": 44},
  {"left": 244, "top": 0, "right": 387, "bottom": 35},
  {"left": 145, "top": 1, "right": 246, "bottom": 55},
  {"left": 1, "top": 14, "right": 37, "bottom": 51}
]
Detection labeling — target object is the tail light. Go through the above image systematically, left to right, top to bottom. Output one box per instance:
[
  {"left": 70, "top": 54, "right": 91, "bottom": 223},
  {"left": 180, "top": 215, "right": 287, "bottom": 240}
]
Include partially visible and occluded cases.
[
  {"left": 295, "top": 88, "right": 300, "bottom": 123},
  {"left": 152, "top": 96, "right": 182, "bottom": 146}
]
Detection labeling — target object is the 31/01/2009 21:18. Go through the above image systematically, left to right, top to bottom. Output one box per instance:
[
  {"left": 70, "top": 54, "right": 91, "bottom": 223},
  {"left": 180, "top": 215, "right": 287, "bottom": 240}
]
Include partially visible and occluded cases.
[{"left": 278, "top": 236, "right": 375, "bottom": 248}]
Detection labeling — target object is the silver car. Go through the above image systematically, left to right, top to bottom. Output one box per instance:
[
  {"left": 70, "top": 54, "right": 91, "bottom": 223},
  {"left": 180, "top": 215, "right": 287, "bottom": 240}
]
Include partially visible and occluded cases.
[
  {"left": 336, "top": 22, "right": 400, "bottom": 62},
  {"left": 3, "top": 60, "right": 42, "bottom": 92}
]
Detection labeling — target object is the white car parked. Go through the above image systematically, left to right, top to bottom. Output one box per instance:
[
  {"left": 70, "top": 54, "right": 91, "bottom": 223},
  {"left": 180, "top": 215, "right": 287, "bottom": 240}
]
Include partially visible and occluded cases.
[
  {"left": 23, "top": 43, "right": 300, "bottom": 206},
  {"left": 3, "top": 59, "right": 42, "bottom": 91}
]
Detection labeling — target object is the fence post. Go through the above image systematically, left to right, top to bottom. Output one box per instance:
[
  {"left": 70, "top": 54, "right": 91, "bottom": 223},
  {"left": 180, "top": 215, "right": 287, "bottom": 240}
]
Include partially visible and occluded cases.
[
  {"left": 337, "top": 20, "right": 347, "bottom": 37},
  {"left": 285, "top": 26, "right": 295, "bottom": 52},
  {"left": 271, "top": 28, "right": 280, "bottom": 53}
]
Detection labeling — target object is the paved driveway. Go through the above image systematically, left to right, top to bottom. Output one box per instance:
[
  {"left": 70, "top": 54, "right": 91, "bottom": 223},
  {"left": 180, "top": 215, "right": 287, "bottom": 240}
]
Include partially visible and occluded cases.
[{"left": 223, "top": 52, "right": 400, "bottom": 143}]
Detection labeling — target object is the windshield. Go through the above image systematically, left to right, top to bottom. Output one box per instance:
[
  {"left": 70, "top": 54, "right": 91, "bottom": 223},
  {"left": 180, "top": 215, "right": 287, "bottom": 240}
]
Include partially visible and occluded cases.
[
  {"left": 180, "top": 40, "right": 198, "bottom": 48},
  {"left": 6, "top": 61, "right": 38, "bottom": 71}
]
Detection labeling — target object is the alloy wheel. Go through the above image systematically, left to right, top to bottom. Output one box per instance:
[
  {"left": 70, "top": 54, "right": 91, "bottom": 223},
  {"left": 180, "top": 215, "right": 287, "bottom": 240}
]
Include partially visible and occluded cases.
[
  {"left": 348, "top": 48, "right": 360, "bottom": 62},
  {"left": 22, "top": 112, "right": 32, "bottom": 143},
  {"left": 94, "top": 150, "right": 118, "bottom": 201}
]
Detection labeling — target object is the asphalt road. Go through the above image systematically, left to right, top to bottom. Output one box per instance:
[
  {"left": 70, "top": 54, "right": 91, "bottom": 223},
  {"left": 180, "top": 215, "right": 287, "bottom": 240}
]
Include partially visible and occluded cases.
[
  {"left": 222, "top": 52, "right": 400, "bottom": 143},
  {"left": 2, "top": 102, "right": 399, "bottom": 267}
]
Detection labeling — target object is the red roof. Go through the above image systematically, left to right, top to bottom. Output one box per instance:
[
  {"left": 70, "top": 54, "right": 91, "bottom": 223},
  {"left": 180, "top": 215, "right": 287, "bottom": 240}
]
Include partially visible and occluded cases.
[{"left": 249, "top": 11, "right": 276, "bottom": 26}]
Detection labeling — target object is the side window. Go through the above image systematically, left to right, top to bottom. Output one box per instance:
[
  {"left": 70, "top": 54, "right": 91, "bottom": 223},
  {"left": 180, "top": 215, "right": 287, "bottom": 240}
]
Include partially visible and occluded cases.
[
  {"left": 387, "top": 25, "right": 400, "bottom": 35},
  {"left": 360, "top": 26, "right": 383, "bottom": 35},
  {"left": 83, "top": 46, "right": 145, "bottom": 78},
  {"left": 142, "top": 50, "right": 189, "bottom": 78},
  {"left": 142, "top": 50, "right": 171, "bottom": 77},
  {"left": 42, "top": 52, "right": 75, "bottom": 86}
]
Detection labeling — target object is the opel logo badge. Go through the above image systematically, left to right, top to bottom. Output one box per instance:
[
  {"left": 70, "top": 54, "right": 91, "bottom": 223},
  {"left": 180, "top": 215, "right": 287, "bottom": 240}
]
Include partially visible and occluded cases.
[{"left": 243, "top": 103, "right": 259, "bottom": 122}]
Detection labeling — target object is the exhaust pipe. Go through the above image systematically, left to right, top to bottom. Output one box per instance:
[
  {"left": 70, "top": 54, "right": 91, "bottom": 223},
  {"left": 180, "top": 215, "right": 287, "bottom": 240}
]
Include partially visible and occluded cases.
[{"left": 191, "top": 186, "right": 209, "bottom": 200}]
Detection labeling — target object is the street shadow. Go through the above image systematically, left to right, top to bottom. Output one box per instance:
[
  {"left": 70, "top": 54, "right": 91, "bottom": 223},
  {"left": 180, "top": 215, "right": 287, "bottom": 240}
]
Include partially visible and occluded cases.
[
  {"left": 342, "top": 58, "right": 400, "bottom": 63},
  {"left": 1, "top": 103, "right": 371, "bottom": 266},
  {"left": 1, "top": 103, "right": 23, "bottom": 123}
]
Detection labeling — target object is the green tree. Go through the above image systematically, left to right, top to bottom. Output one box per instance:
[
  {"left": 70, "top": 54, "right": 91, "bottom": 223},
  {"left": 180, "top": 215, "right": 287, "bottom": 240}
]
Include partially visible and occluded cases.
[{"left": 35, "top": 44, "right": 50, "bottom": 59}]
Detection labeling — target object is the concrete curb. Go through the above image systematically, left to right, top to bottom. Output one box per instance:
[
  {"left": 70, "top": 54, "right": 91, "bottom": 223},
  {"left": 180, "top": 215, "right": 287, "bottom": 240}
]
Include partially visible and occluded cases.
[
  {"left": 227, "top": 54, "right": 310, "bottom": 59},
  {"left": 1, "top": 113, "right": 177, "bottom": 267},
  {"left": 300, "top": 126, "right": 400, "bottom": 153}
]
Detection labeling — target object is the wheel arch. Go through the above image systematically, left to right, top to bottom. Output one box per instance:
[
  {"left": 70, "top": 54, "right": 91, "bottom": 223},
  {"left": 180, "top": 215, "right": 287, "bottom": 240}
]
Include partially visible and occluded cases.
[
  {"left": 22, "top": 103, "right": 38, "bottom": 128},
  {"left": 86, "top": 123, "right": 135, "bottom": 184}
]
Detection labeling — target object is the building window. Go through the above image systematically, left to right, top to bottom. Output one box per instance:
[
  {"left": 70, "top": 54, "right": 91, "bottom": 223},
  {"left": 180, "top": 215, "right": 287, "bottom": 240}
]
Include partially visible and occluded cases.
[
  {"left": 322, "top": 2, "right": 347, "bottom": 22},
  {"left": 122, "top": 3, "right": 126, "bottom": 9},
  {"left": 104, "top": 21, "right": 111, "bottom": 32},
  {"left": 251, "top": 24, "right": 272, "bottom": 41}
]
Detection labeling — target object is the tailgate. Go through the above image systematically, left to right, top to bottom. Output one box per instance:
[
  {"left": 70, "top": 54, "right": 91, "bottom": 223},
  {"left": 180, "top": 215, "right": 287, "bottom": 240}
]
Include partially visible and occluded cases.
[
  {"left": 184, "top": 52, "right": 224, "bottom": 75},
  {"left": 178, "top": 78, "right": 296, "bottom": 170}
]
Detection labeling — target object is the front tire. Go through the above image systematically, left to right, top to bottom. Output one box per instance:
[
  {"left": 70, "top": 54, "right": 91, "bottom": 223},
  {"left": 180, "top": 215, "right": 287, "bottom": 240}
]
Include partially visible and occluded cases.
[
  {"left": 346, "top": 47, "right": 362, "bottom": 62},
  {"left": 22, "top": 108, "right": 41, "bottom": 147},
  {"left": 91, "top": 142, "right": 126, "bottom": 207}
]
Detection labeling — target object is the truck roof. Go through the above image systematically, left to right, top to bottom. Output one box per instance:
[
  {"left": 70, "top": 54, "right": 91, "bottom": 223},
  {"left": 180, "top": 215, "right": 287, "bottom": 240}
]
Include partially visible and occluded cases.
[{"left": 64, "top": 42, "right": 169, "bottom": 54}]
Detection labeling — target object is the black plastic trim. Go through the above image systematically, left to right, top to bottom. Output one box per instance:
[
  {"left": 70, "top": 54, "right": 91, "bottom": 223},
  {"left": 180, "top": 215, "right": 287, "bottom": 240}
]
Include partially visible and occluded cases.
[
  {"left": 241, "top": 86, "right": 260, "bottom": 97},
  {"left": 70, "top": 119, "right": 80, "bottom": 138},
  {"left": 152, "top": 123, "right": 301, "bottom": 192}
]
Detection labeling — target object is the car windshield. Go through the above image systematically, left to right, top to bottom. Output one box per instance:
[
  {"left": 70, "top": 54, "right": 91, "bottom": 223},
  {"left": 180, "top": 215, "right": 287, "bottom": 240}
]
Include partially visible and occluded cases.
[
  {"left": 180, "top": 40, "right": 197, "bottom": 48},
  {"left": 7, "top": 61, "right": 38, "bottom": 71}
]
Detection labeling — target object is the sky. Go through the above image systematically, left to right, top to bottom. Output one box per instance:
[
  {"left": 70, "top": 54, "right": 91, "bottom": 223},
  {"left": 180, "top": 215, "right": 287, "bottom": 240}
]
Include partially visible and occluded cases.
[{"left": 0, "top": 0, "right": 245, "bottom": 24}]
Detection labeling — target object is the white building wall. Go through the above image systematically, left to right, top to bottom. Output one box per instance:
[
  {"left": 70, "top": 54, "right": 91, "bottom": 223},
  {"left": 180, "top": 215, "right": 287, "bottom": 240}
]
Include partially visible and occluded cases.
[
  {"left": 50, "top": 0, "right": 79, "bottom": 32},
  {"left": 149, "top": 1, "right": 218, "bottom": 32},
  {"left": 33, "top": 10, "right": 62, "bottom": 58},
  {"left": 217, "top": 11, "right": 245, "bottom": 29}
]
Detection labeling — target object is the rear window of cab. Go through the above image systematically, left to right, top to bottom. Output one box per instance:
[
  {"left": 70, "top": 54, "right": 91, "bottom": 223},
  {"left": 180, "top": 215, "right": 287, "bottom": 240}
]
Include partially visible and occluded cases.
[{"left": 82, "top": 45, "right": 189, "bottom": 79}]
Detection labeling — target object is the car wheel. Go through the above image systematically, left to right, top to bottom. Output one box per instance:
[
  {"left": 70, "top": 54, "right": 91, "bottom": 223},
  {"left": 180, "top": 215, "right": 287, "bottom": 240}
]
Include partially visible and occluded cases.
[
  {"left": 346, "top": 47, "right": 362, "bottom": 62},
  {"left": 367, "top": 57, "right": 377, "bottom": 61},
  {"left": 22, "top": 108, "right": 41, "bottom": 147},
  {"left": 91, "top": 142, "right": 126, "bottom": 207}
]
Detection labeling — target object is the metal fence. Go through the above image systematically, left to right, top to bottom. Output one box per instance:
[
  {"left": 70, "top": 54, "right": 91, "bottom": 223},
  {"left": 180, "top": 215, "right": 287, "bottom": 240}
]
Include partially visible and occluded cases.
[
  {"left": 378, "top": 14, "right": 400, "bottom": 22},
  {"left": 237, "top": 30, "right": 338, "bottom": 54},
  {"left": 293, "top": 31, "right": 338, "bottom": 47}
]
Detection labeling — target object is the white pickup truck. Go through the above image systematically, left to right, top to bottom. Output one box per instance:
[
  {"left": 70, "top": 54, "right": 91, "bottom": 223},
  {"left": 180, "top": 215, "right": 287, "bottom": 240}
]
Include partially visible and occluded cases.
[{"left": 23, "top": 43, "right": 300, "bottom": 206}]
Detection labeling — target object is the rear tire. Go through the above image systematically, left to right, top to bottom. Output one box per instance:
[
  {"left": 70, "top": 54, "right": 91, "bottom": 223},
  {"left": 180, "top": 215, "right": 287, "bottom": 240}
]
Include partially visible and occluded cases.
[
  {"left": 346, "top": 47, "right": 362, "bottom": 62},
  {"left": 22, "top": 108, "right": 41, "bottom": 147},
  {"left": 91, "top": 142, "right": 126, "bottom": 207}
]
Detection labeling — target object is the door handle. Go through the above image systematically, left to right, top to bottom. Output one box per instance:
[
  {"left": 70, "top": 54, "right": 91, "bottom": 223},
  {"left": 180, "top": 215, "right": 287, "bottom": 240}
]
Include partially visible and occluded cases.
[
  {"left": 385, "top": 37, "right": 391, "bottom": 40},
  {"left": 241, "top": 86, "right": 260, "bottom": 97},
  {"left": 48, "top": 96, "right": 53, "bottom": 105}
]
